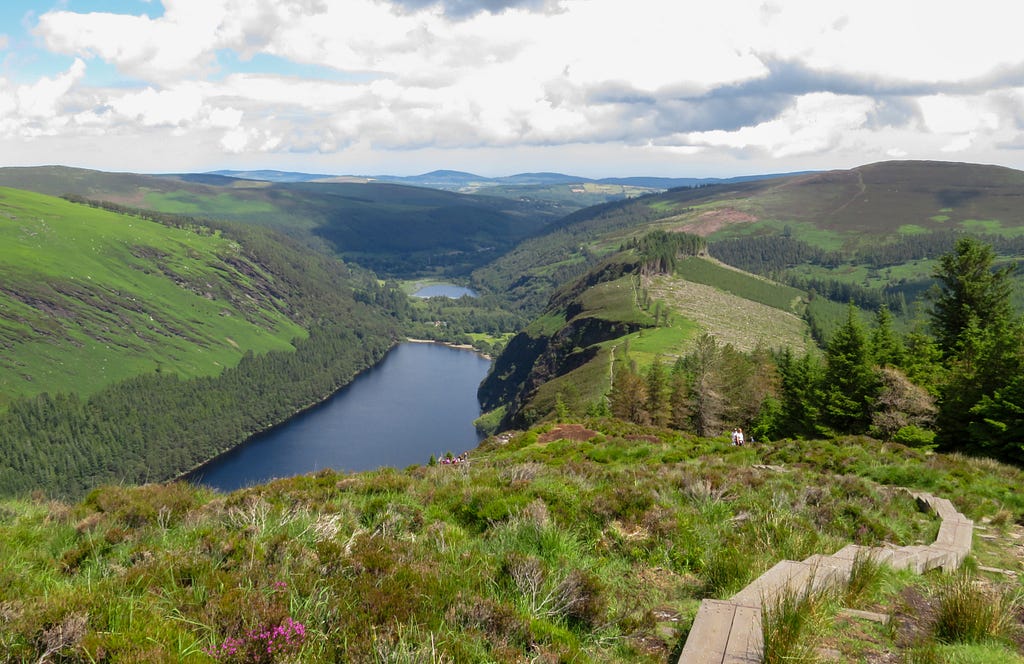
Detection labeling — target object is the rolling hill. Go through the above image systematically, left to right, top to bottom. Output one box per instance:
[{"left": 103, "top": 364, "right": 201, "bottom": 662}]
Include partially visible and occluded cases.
[
  {"left": 2, "top": 160, "right": 1024, "bottom": 662},
  {"left": 473, "top": 160, "right": 1024, "bottom": 318},
  {"left": 475, "top": 160, "right": 1024, "bottom": 437},
  {"left": 664, "top": 160, "right": 1024, "bottom": 239},
  {"left": 0, "top": 166, "right": 566, "bottom": 278},
  {"left": 213, "top": 167, "right": 808, "bottom": 210},
  {"left": 362, "top": 168, "right": 803, "bottom": 192},
  {"left": 0, "top": 187, "right": 305, "bottom": 405},
  {"left": 0, "top": 187, "right": 402, "bottom": 496},
  {"left": 478, "top": 244, "right": 814, "bottom": 430}
]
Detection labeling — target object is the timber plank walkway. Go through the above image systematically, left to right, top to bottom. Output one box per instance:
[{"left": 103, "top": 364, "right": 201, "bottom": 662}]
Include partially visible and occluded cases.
[{"left": 677, "top": 489, "right": 973, "bottom": 663}]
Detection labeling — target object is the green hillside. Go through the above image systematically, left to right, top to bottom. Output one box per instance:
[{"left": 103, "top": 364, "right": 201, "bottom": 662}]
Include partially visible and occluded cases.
[
  {"left": 473, "top": 160, "right": 1024, "bottom": 319},
  {"left": 0, "top": 166, "right": 565, "bottom": 278},
  {"left": 0, "top": 187, "right": 305, "bottom": 407},
  {"left": 0, "top": 187, "right": 402, "bottom": 497},
  {"left": 479, "top": 245, "right": 814, "bottom": 430},
  {"left": 1, "top": 424, "right": 1021, "bottom": 663}
]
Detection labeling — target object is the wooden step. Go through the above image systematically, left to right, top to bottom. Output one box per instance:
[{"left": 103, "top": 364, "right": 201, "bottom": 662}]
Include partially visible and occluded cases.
[{"left": 678, "top": 599, "right": 762, "bottom": 663}]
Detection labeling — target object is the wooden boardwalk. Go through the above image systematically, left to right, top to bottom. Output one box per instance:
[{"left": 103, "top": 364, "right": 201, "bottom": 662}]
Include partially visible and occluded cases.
[{"left": 677, "top": 490, "right": 973, "bottom": 663}]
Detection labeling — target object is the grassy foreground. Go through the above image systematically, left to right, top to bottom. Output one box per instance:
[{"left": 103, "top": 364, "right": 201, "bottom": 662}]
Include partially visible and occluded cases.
[{"left": 1, "top": 423, "right": 1022, "bottom": 663}]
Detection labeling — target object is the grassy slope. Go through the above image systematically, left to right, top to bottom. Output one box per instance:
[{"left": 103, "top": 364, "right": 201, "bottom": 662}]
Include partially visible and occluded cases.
[
  {"left": 474, "top": 160, "right": 1024, "bottom": 317},
  {"left": 671, "top": 160, "right": 1024, "bottom": 241},
  {"left": 0, "top": 166, "right": 564, "bottom": 278},
  {"left": 0, "top": 187, "right": 305, "bottom": 407},
  {"left": 515, "top": 259, "right": 812, "bottom": 420},
  {"left": 0, "top": 423, "right": 1021, "bottom": 663}
]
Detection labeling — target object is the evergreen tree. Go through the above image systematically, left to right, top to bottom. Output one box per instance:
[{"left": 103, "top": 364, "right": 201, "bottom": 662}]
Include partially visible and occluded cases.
[
  {"left": 929, "top": 236, "right": 1015, "bottom": 357},
  {"left": 928, "top": 238, "right": 1023, "bottom": 453},
  {"left": 823, "top": 303, "right": 879, "bottom": 434},
  {"left": 871, "top": 304, "right": 904, "bottom": 367},
  {"left": 938, "top": 316, "right": 1024, "bottom": 453},
  {"left": 901, "top": 327, "right": 946, "bottom": 396},
  {"left": 684, "top": 334, "right": 725, "bottom": 437},
  {"left": 775, "top": 348, "right": 826, "bottom": 439},
  {"left": 645, "top": 358, "right": 669, "bottom": 427},
  {"left": 668, "top": 362, "right": 691, "bottom": 431},
  {"left": 609, "top": 367, "right": 648, "bottom": 425},
  {"left": 968, "top": 372, "right": 1024, "bottom": 463}
]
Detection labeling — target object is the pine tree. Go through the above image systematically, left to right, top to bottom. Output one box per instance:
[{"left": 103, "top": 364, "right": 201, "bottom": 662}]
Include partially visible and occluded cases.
[
  {"left": 929, "top": 236, "right": 1015, "bottom": 357},
  {"left": 928, "top": 238, "right": 1023, "bottom": 453},
  {"left": 823, "top": 303, "right": 879, "bottom": 434},
  {"left": 871, "top": 304, "right": 904, "bottom": 367},
  {"left": 901, "top": 327, "right": 945, "bottom": 396},
  {"left": 685, "top": 334, "right": 725, "bottom": 437},
  {"left": 776, "top": 348, "right": 825, "bottom": 438},
  {"left": 645, "top": 358, "right": 669, "bottom": 427},
  {"left": 668, "top": 362, "right": 691, "bottom": 431},
  {"left": 609, "top": 367, "right": 648, "bottom": 425},
  {"left": 968, "top": 372, "right": 1024, "bottom": 463}
]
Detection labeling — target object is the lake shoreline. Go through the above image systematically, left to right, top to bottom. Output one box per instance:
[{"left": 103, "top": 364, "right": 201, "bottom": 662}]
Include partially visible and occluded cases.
[
  {"left": 405, "top": 337, "right": 492, "bottom": 359},
  {"left": 174, "top": 339, "right": 401, "bottom": 484},
  {"left": 183, "top": 342, "right": 492, "bottom": 492}
]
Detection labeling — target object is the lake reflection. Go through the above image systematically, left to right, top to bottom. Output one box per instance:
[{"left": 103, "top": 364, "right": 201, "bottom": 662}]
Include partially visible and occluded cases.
[
  {"left": 412, "top": 283, "right": 478, "bottom": 298},
  {"left": 188, "top": 342, "right": 491, "bottom": 492}
]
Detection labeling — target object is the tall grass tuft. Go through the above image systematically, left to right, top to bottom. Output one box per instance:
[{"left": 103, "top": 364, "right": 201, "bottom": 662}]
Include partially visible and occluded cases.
[
  {"left": 700, "top": 545, "right": 750, "bottom": 597},
  {"left": 844, "top": 549, "right": 885, "bottom": 608},
  {"left": 932, "top": 570, "right": 1022, "bottom": 645},
  {"left": 761, "top": 581, "right": 834, "bottom": 664}
]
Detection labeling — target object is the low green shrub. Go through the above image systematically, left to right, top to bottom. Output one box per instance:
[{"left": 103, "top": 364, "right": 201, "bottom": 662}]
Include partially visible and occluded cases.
[{"left": 893, "top": 425, "right": 937, "bottom": 448}]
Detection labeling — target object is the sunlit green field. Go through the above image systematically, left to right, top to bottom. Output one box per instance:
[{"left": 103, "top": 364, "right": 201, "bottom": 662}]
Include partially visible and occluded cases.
[{"left": 0, "top": 188, "right": 305, "bottom": 407}]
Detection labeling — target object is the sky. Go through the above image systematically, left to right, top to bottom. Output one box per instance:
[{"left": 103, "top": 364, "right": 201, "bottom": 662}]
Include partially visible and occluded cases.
[{"left": 3, "top": 0, "right": 1024, "bottom": 178}]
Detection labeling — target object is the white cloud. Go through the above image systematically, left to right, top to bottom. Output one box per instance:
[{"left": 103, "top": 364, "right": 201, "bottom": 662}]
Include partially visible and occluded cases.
[
  {"left": 8, "top": 0, "right": 1024, "bottom": 174},
  {"left": 751, "top": 0, "right": 1024, "bottom": 83},
  {"left": 0, "top": 58, "right": 86, "bottom": 139},
  {"left": 109, "top": 85, "right": 206, "bottom": 126},
  {"left": 678, "top": 93, "right": 876, "bottom": 158},
  {"left": 919, "top": 95, "right": 1000, "bottom": 135},
  {"left": 205, "top": 106, "right": 243, "bottom": 129},
  {"left": 219, "top": 125, "right": 253, "bottom": 153},
  {"left": 940, "top": 133, "right": 977, "bottom": 153}
]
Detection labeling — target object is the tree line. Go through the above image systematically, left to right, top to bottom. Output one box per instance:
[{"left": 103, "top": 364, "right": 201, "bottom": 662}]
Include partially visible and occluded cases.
[
  {"left": 1, "top": 201, "right": 401, "bottom": 498},
  {"left": 625, "top": 229, "right": 706, "bottom": 275},
  {"left": 709, "top": 231, "right": 1016, "bottom": 275},
  {"left": 595, "top": 237, "right": 1023, "bottom": 466}
]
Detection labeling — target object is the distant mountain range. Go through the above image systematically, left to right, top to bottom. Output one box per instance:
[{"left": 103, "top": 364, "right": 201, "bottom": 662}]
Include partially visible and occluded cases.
[{"left": 208, "top": 168, "right": 806, "bottom": 191}]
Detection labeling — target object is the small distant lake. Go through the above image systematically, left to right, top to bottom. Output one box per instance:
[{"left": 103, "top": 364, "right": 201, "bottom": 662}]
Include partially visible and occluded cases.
[
  {"left": 413, "top": 283, "right": 478, "bottom": 298},
  {"left": 187, "top": 342, "right": 491, "bottom": 492}
]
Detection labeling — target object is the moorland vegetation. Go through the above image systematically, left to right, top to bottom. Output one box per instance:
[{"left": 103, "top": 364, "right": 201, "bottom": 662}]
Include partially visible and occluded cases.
[{"left": 1, "top": 425, "right": 1022, "bottom": 662}]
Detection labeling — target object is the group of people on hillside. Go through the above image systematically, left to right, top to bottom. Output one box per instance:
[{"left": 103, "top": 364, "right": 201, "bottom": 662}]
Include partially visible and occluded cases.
[
  {"left": 731, "top": 427, "right": 745, "bottom": 446},
  {"left": 440, "top": 452, "right": 469, "bottom": 465}
]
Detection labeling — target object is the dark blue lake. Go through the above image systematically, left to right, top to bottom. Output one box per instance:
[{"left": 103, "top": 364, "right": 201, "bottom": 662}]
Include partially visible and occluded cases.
[
  {"left": 413, "top": 284, "right": 478, "bottom": 298},
  {"left": 187, "top": 342, "right": 491, "bottom": 492}
]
